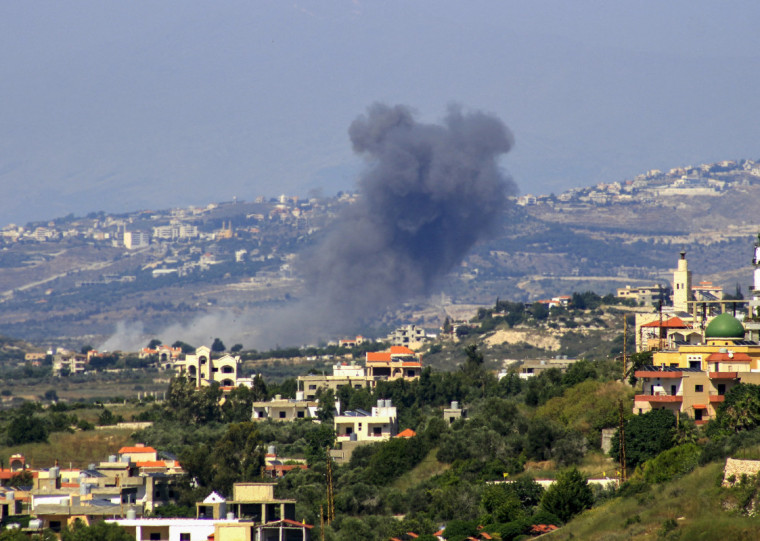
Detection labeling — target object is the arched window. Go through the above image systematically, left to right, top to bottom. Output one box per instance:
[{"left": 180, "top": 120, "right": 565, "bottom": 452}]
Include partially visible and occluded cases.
[{"left": 222, "top": 365, "right": 235, "bottom": 374}]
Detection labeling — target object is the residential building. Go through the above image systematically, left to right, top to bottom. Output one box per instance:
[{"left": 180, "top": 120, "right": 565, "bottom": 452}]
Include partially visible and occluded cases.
[
  {"left": 124, "top": 230, "right": 150, "bottom": 250},
  {"left": 616, "top": 284, "right": 666, "bottom": 306},
  {"left": 634, "top": 313, "right": 760, "bottom": 424},
  {"left": 387, "top": 324, "right": 428, "bottom": 348},
  {"left": 175, "top": 346, "right": 241, "bottom": 388},
  {"left": 365, "top": 346, "right": 422, "bottom": 381},
  {"left": 517, "top": 357, "right": 579, "bottom": 379},
  {"left": 297, "top": 363, "right": 375, "bottom": 400},
  {"left": 251, "top": 394, "right": 318, "bottom": 422},
  {"left": 334, "top": 399, "right": 398, "bottom": 443},
  {"left": 330, "top": 400, "right": 399, "bottom": 463}
]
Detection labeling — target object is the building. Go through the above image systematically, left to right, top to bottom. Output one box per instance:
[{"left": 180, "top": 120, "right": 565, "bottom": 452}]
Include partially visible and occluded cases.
[
  {"left": 124, "top": 230, "right": 150, "bottom": 250},
  {"left": 672, "top": 251, "right": 692, "bottom": 313},
  {"left": 616, "top": 284, "right": 666, "bottom": 306},
  {"left": 634, "top": 313, "right": 760, "bottom": 424},
  {"left": 386, "top": 324, "right": 428, "bottom": 348},
  {"left": 175, "top": 346, "right": 241, "bottom": 388},
  {"left": 365, "top": 346, "right": 422, "bottom": 381},
  {"left": 517, "top": 357, "right": 579, "bottom": 379},
  {"left": 297, "top": 363, "right": 375, "bottom": 400},
  {"left": 251, "top": 394, "right": 318, "bottom": 422},
  {"left": 334, "top": 399, "right": 398, "bottom": 443},
  {"left": 330, "top": 400, "right": 399, "bottom": 464}
]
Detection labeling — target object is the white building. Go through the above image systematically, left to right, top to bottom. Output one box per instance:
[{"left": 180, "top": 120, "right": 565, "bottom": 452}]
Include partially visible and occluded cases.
[
  {"left": 124, "top": 230, "right": 150, "bottom": 249},
  {"left": 334, "top": 399, "right": 398, "bottom": 443}
]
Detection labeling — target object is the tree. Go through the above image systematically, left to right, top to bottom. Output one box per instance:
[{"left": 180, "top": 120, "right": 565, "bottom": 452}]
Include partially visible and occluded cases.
[
  {"left": 443, "top": 317, "right": 452, "bottom": 334},
  {"left": 147, "top": 338, "right": 162, "bottom": 349},
  {"left": 211, "top": 338, "right": 226, "bottom": 352},
  {"left": 172, "top": 340, "right": 195, "bottom": 354},
  {"left": 230, "top": 343, "right": 243, "bottom": 353},
  {"left": 80, "top": 345, "right": 93, "bottom": 355},
  {"left": 718, "top": 383, "right": 760, "bottom": 432},
  {"left": 316, "top": 388, "right": 336, "bottom": 423},
  {"left": 610, "top": 408, "right": 676, "bottom": 468},
  {"left": 7, "top": 414, "right": 48, "bottom": 445},
  {"left": 540, "top": 468, "right": 593, "bottom": 523}
]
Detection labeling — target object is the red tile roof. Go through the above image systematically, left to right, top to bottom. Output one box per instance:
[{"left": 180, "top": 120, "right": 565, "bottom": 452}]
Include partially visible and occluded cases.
[
  {"left": 640, "top": 317, "right": 689, "bottom": 329},
  {"left": 706, "top": 352, "right": 752, "bottom": 362},
  {"left": 396, "top": 428, "right": 417, "bottom": 438},
  {"left": 118, "top": 446, "right": 157, "bottom": 454}
]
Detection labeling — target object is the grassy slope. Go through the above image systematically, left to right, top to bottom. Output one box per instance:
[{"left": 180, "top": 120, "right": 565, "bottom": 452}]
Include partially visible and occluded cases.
[
  {"left": 0, "top": 428, "right": 134, "bottom": 469},
  {"left": 392, "top": 448, "right": 450, "bottom": 492},
  {"left": 546, "top": 462, "right": 760, "bottom": 540}
]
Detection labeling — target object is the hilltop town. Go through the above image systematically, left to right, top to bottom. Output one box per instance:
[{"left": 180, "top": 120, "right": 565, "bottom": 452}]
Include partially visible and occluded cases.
[{"left": 1, "top": 159, "right": 760, "bottom": 346}]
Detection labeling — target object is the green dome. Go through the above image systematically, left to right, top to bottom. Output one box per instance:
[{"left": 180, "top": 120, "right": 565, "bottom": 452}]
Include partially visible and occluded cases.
[{"left": 705, "top": 313, "right": 745, "bottom": 339}]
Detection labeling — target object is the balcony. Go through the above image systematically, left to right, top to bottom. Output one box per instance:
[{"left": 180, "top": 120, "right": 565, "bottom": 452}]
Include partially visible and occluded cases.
[
  {"left": 709, "top": 372, "right": 738, "bottom": 379},
  {"left": 634, "top": 394, "right": 683, "bottom": 403},
  {"left": 709, "top": 394, "right": 726, "bottom": 403}
]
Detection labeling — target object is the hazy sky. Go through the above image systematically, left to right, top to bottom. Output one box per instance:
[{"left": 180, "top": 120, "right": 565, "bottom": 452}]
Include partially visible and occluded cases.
[{"left": 3, "top": 1, "right": 760, "bottom": 225}]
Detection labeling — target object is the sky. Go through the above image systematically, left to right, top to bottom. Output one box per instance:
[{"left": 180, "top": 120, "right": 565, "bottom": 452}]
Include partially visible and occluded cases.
[{"left": 3, "top": 1, "right": 760, "bottom": 225}]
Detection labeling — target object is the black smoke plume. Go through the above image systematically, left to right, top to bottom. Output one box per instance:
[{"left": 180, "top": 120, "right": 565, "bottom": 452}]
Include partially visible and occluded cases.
[{"left": 300, "top": 103, "right": 517, "bottom": 328}]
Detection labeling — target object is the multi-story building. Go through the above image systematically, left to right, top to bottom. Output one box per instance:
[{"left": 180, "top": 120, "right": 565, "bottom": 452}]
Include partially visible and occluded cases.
[
  {"left": 616, "top": 284, "right": 666, "bottom": 306},
  {"left": 634, "top": 313, "right": 760, "bottom": 424},
  {"left": 386, "top": 324, "right": 428, "bottom": 348},
  {"left": 175, "top": 346, "right": 241, "bottom": 388},
  {"left": 365, "top": 346, "right": 422, "bottom": 380},
  {"left": 251, "top": 394, "right": 318, "bottom": 422},
  {"left": 334, "top": 400, "right": 398, "bottom": 443}
]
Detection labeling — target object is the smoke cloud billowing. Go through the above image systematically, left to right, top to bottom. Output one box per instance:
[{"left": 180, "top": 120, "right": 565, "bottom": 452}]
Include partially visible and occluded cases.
[
  {"left": 299, "top": 103, "right": 516, "bottom": 328},
  {"left": 99, "top": 104, "right": 516, "bottom": 351}
]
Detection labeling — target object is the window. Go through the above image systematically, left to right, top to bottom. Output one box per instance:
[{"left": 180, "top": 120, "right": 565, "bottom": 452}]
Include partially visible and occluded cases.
[
  {"left": 308, "top": 385, "right": 317, "bottom": 390},
  {"left": 695, "top": 385, "right": 703, "bottom": 392},
  {"left": 279, "top": 411, "right": 286, "bottom": 418},
  {"left": 297, "top": 411, "right": 304, "bottom": 418},
  {"left": 150, "top": 534, "right": 161, "bottom": 541},
  {"left": 180, "top": 535, "right": 190, "bottom": 541}
]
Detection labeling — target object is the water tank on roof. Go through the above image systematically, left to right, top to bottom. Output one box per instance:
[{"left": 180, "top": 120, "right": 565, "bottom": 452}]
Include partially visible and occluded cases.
[
  {"left": 296, "top": 391, "right": 304, "bottom": 401},
  {"left": 377, "top": 399, "right": 384, "bottom": 408},
  {"left": 386, "top": 399, "right": 392, "bottom": 407},
  {"left": 451, "top": 401, "right": 459, "bottom": 410},
  {"left": 349, "top": 433, "right": 358, "bottom": 441},
  {"left": 268, "top": 445, "right": 276, "bottom": 455},
  {"left": 108, "top": 455, "right": 117, "bottom": 463},
  {"left": 88, "top": 463, "right": 96, "bottom": 470},
  {"left": 49, "top": 466, "right": 60, "bottom": 478},
  {"left": 6, "top": 491, "right": 14, "bottom": 500},
  {"left": 126, "top": 509, "right": 137, "bottom": 520},
  {"left": 227, "top": 512, "right": 235, "bottom": 520},
  {"left": 28, "top": 519, "right": 42, "bottom": 530}
]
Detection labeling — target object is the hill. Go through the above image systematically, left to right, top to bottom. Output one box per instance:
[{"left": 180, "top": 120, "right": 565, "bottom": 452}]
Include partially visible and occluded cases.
[{"left": 0, "top": 159, "right": 758, "bottom": 346}]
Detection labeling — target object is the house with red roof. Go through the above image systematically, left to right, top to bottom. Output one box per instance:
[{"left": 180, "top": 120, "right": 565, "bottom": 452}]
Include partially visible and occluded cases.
[{"left": 366, "top": 346, "right": 422, "bottom": 381}]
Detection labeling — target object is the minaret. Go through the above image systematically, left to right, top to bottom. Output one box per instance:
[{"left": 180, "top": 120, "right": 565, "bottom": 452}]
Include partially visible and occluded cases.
[
  {"left": 751, "top": 233, "right": 760, "bottom": 318},
  {"left": 672, "top": 250, "right": 692, "bottom": 313}
]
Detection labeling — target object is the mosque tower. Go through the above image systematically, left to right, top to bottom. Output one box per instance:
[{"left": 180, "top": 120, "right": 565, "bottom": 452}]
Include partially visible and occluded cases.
[{"left": 672, "top": 250, "right": 692, "bottom": 313}]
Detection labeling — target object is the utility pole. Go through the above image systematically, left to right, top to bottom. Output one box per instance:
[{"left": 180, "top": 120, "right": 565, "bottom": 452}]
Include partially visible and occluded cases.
[
  {"left": 622, "top": 315, "right": 628, "bottom": 382},
  {"left": 618, "top": 401, "right": 627, "bottom": 483},
  {"left": 326, "top": 453, "right": 335, "bottom": 524}
]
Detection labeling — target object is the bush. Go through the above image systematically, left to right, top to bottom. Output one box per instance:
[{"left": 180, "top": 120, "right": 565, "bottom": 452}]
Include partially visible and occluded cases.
[
  {"left": 639, "top": 443, "right": 701, "bottom": 484},
  {"left": 540, "top": 468, "right": 594, "bottom": 523}
]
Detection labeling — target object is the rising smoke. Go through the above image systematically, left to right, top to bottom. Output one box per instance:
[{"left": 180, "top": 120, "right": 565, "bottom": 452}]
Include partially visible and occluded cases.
[
  {"left": 299, "top": 103, "right": 516, "bottom": 328},
  {"left": 100, "top": 104, "right": 517, "bottom": 351}
]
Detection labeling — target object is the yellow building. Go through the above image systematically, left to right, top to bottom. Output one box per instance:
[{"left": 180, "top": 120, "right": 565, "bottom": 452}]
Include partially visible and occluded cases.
[
  {"left": 635, "top": 313, "right": 760, "bottom": 424},
  {"left": 652, "top": 313, "right": 760, "bottom": 371}
]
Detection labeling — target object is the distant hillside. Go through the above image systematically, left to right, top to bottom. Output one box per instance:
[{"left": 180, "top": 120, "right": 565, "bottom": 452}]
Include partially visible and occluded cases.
[{"left": 0, "top": 159, "right": 758, "bottom": 346}]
